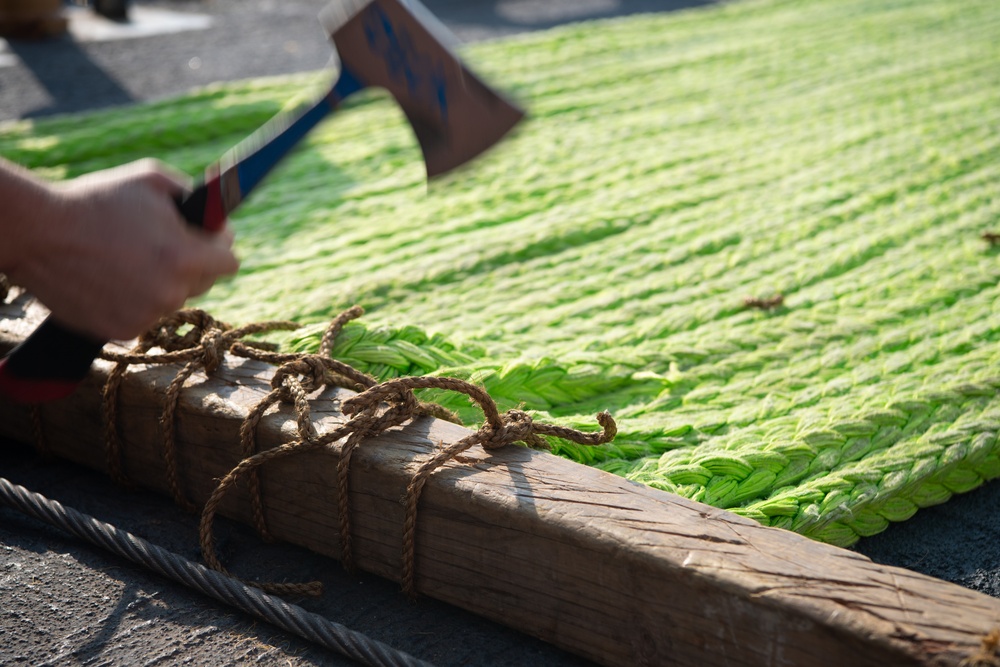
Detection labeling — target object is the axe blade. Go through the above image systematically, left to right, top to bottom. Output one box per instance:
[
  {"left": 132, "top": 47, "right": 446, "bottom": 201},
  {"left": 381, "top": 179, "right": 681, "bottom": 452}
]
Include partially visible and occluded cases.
[{"left": 321, "top": 0, "right": 525, "bottom": 177}]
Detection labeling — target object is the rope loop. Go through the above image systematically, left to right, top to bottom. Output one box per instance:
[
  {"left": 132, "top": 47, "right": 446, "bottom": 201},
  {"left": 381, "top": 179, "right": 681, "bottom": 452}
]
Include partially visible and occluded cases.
[
  {"left": 320, "top": 305, "right": 365, "bottom": 356},
  {"left": 138, "top": 308, "right": 228, "bottom": 353},
  {"left": 272, "top": 355, "right": 333, "bottom": 399},
  {"left": 534, "top": 410, "right": 618, "bottom": 446}
]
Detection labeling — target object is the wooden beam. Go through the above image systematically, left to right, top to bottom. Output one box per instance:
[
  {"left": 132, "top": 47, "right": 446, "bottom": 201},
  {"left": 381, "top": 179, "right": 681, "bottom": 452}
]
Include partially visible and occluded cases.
[{"left": 1, "top": 292, "right": 998, "bottom": 667}]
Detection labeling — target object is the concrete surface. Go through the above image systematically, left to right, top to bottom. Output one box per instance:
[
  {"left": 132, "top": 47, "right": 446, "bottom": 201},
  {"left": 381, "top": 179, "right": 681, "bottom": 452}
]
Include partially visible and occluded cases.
[{"left": 2, "top": 1, "right": 1000, "bottom": 665}]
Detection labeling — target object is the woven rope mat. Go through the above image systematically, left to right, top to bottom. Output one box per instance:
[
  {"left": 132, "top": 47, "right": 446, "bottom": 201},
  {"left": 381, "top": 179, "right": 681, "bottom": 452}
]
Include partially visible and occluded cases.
[{"left": 4, "top": 0, "right": 1000, "bottom": 548}]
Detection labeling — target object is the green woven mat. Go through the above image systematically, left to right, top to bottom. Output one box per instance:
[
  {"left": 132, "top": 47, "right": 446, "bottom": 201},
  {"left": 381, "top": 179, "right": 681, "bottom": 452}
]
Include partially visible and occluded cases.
[{"left": 5, "top": 0, "right": 1000, "bottom": 548}]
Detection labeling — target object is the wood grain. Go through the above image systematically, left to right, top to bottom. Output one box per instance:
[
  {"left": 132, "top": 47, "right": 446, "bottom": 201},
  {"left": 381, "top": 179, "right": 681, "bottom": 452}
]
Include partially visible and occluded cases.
[{"left": 1, "top": 291, "right": 997, "bottom": 667}]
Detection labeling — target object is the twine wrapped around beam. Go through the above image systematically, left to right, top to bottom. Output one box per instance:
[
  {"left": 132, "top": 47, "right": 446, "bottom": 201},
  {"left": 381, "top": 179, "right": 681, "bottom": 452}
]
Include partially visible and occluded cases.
[
  {"left": 90, "top": 306, "right": 615, "bottom": 597},
  {"left": 100, "top": 309, "right": 299, "bottom": 506}
]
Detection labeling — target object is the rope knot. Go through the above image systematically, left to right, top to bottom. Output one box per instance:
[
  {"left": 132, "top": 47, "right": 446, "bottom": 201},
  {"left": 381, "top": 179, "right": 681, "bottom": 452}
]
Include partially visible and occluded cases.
[
  {"left": 139, "top": 308, "right": 229, "bottom": 352},
  {"left": 198, "top": 327, "right": 227, "bottom": 374},
  {"left": 271, "top": 355, "right": 331, "bottom": 399},
  {"left": 341, "top": 378, "right": 420, "bottom": 420},
  {"left": 481, "top": 409, "right": 546, "bottom": 450}
]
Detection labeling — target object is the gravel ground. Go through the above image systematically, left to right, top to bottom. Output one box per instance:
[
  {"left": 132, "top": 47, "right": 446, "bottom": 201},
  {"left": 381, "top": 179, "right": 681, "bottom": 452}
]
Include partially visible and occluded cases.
[{"left": 2, "top": 1, "right": 1000, "bottom": 665}]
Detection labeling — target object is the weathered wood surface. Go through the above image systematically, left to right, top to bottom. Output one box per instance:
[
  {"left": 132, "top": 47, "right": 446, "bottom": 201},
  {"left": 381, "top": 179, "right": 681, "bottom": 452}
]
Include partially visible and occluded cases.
[{"left": 2, "top": 292, "right": 999, "bottom": 667}]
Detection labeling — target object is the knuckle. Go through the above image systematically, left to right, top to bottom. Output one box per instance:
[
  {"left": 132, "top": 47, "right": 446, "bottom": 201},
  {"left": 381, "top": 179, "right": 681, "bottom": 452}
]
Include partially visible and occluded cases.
[{"left": 134, "top": 157, "right": 162, "bottom": 176}]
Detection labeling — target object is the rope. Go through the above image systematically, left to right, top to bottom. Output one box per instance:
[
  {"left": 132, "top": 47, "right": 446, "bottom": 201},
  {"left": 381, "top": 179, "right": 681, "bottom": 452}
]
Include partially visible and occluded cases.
[
  {"left": 7, "top": 0, "right": 1000, "bottom": 550},
  {"left": 84, "top": 306, "right": 615, "bottom": 598},
  {"left": 100, "top": 309, "right": 298, "bottom": 506},
  {"left": 197, "top": 359, "right": 615, "bottom": 598},
  {"left": 341, "top": 377, "right": 616, "bottom": 596},
  {"left": 0, "top": 477, "right": 434, "bottom": 667},
  {"left": 960, "top": 628, "right": 1000, "bottom": 667}
]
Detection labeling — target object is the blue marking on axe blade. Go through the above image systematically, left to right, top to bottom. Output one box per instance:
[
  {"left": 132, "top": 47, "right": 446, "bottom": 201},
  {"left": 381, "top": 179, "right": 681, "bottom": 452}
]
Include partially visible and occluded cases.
[{"left": 362, "top": 3, "right": 448, "bottom": 122}]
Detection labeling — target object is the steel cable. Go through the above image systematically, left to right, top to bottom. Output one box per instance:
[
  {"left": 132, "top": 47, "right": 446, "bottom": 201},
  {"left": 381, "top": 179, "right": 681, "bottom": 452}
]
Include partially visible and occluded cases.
[{"left": 0, "top": 477, "right": 434, "bottom": 667}]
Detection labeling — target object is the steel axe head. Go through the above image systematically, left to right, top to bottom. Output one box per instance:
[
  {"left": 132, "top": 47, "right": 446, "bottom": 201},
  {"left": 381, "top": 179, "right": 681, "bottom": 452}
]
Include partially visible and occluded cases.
[{"left": 319, "top": 0, "right": 525, "bottom": 177}]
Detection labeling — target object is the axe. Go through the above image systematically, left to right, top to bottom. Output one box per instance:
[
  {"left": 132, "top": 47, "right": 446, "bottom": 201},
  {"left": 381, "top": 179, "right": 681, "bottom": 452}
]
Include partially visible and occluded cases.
[{"left": 0, "top": 0, "right": 523, "bottom": 403}]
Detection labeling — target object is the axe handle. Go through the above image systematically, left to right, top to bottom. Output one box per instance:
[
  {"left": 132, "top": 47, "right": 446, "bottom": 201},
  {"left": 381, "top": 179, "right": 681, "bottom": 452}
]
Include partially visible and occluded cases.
[
  {"left": 176, "top": 69, "right": 362, "bottom": 231},
  {"left": 0, "top": 72, "right": 364, "bottom": 403}
]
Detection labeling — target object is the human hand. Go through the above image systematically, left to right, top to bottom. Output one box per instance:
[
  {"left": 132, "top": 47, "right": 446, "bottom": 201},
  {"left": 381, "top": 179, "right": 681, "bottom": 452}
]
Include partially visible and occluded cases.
[{"left": 5, "top": 159, "right": 240, "bottom": 340}]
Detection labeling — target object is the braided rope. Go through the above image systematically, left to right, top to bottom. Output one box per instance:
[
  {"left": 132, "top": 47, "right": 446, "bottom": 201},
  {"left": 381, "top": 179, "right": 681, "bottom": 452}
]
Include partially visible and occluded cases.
[{"left": 6, "top": 0, "right": 1000, "bottom": 547}]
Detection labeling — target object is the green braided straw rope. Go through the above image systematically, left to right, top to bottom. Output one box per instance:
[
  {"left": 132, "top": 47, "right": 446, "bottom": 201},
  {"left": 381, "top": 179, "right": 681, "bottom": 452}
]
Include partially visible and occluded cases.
[{"left": 4, "top": 0, "right": 1000, "bottom": 548}]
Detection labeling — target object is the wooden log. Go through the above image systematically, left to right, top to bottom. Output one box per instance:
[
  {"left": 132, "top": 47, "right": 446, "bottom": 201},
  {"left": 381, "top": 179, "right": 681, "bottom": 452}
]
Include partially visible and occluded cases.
[{"left": 2, "top": 291, "right": 999, "bottom": 667}]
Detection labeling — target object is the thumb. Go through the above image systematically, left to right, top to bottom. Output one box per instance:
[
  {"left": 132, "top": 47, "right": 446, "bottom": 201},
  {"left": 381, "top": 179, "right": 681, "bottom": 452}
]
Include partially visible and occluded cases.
[{"left": 188, "top": 229, "right": 241, "bottom": 280}]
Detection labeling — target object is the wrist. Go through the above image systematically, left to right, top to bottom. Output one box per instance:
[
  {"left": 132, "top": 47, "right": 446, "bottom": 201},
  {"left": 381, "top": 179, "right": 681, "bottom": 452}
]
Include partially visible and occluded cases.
[{"left": 0, "top": 160, "right": 64, "bottom": 281}]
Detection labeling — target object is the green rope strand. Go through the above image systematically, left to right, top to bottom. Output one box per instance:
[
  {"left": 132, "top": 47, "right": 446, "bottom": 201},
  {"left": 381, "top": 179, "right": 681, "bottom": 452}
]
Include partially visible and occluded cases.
[{"left": 5, "top": 0, "right": 1000, "bottom": 548}]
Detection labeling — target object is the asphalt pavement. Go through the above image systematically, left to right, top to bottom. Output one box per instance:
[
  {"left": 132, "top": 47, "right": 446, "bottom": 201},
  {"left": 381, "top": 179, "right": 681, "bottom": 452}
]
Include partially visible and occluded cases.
[
  {"left": 0, "top": 0, "right": 715, "bottom": 120},
  {"left": 2, "top": 1, "right": 1000, "bottom": 666}
]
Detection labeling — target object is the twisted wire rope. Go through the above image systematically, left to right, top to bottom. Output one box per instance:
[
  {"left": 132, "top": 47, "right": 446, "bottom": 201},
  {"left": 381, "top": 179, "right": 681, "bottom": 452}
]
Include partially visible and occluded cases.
[{"left": 0, "top": 477, "right": 433, "bottom": 667}]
